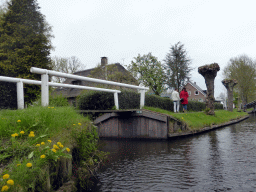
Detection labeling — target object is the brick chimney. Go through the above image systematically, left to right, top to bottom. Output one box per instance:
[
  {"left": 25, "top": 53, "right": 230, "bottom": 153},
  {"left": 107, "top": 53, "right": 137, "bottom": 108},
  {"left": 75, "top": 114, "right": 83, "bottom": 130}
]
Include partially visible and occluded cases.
[{"left": 101, "top": 57, "right": 108, "bottom": 67}]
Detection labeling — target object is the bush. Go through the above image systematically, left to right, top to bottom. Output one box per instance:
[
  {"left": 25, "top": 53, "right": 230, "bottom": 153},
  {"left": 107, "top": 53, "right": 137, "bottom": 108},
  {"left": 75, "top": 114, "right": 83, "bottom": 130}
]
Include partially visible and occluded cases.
[
  {"left": 77, "top": 90, "right": 223, "bottom": 112},
  {"left": 145, "top": 94, "right": 172, "bottom": 110}
]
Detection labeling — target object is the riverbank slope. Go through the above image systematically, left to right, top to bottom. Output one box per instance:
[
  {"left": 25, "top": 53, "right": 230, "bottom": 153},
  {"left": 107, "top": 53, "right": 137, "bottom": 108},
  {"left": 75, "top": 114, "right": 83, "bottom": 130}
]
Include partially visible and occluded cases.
[
  {"left": 0, "top": 106, "right": 106, "bottom": 191},
  {"left": 144, "top": 106, "right": 249, "bottom": 135}
]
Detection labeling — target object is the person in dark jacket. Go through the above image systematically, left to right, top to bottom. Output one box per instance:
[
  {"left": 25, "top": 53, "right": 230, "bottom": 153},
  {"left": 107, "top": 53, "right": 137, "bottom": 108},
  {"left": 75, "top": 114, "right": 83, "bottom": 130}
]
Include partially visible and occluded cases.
[{"left": 180, "top": 88, "right": 189, "bottom": 112}]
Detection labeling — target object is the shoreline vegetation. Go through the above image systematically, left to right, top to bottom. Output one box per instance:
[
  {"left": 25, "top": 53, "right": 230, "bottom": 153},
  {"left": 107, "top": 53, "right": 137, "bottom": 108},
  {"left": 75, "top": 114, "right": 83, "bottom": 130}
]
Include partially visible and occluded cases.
[
  {"left": 0, "top": 106, "right": 108, "bottom": 191},
  {"left": 143, "top": 106, "right": 249, "bottom": 131}
]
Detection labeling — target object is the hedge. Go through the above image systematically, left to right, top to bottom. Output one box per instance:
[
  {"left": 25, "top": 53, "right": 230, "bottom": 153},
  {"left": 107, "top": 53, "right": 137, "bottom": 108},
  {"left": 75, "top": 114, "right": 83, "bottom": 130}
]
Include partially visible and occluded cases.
[{"left": 77, "top": 90, "right": 223, "bottom": 112}]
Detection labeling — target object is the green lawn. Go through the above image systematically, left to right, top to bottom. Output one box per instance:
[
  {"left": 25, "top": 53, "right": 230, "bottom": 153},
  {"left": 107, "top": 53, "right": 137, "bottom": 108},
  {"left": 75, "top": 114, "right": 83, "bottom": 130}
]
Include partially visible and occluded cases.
[{"left": 144, "top": 106, "right": 248, "bottom": 130}]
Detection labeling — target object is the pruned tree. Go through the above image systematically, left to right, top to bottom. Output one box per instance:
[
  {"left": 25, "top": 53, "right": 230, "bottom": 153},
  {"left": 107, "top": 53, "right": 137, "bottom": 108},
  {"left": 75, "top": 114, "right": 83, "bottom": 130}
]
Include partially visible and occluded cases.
[
  {"left": 0, "top": 0, "right": 53, "bottom": 108},
  {"left": 164, "top": 42, "right": 192, "bottom": 92},
  {"left": 127, "top": 52, "right": 166, "bottom": 96},
  {"left": 223, "top": 55, "right": 256, "bottom": 104},
  {"left": 50, "top": 56, "right": 85, "bottom": 83},
  {"left": 198, "top": 63, "right": 220, "bottom": 115},
  {"left": 222, "top": 79, "right": 237, "bottom": 112}
]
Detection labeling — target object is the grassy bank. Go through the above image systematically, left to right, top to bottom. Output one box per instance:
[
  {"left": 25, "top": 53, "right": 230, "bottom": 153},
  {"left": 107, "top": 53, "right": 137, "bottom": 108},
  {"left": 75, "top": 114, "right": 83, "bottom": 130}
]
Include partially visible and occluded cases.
[
  {"left": 0, "top": 106, "right": 106, "bottom": 191},
  {"left": 144, "top": 106, "right": 248, "bottom": 130}
]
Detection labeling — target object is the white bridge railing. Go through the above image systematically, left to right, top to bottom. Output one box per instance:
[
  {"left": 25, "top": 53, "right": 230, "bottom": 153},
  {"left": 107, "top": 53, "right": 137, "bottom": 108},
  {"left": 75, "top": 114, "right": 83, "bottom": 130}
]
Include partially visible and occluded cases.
[{"left": 0, "top": 67, "right": 149, "bottom": 110}]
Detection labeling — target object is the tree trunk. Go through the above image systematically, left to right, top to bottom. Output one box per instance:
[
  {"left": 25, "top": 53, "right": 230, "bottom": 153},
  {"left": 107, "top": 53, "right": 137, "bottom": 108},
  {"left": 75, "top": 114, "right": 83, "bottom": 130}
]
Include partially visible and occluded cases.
[
  {"left": 198, "top": 63, "right": 220, "bottom": 115},
  {"left": 204, "top": 75, "right": 215, "bottom": 115},
  {"left": 221, "top": 79, "right": 237, "bottom": 112}
]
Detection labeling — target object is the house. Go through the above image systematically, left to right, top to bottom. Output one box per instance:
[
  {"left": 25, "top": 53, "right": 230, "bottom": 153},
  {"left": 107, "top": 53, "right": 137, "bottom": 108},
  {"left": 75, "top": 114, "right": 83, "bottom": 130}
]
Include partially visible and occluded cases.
[
  {"left": 53, "top": 57, "right": 138, "bottom": 105},
  {"left": 182, "top": 81, "right": 207, "bottom": 102}
]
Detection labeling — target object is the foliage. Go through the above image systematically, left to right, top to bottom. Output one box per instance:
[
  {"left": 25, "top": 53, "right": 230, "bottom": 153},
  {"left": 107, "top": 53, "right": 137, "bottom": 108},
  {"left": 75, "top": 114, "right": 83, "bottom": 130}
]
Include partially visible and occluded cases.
[
  {"left": 0, "top": 0, "right": 53, "bottom": 108},
  {"left": 164, "top": 42, "right": 192, "bottom": 92},
  {"left": 128, "top": 52, "right": 166, "bottom": 95},
  {"left": 223, "top": 55, "right": 256, "bottom": 103},
  {"left": 50, "top": 56, "right": 85, "bottom": 83},
  {"left": 77, "top": 90, "right": 223, "bottom": 112},
  {"left": 33, "top": 91, "right": 70, "bottom": 107},
  {"left": 77, "top": 91, "right": 115, "bottom": 110},
  {"left": 145, "top": 94, "right": 172, "bottom": 110}
]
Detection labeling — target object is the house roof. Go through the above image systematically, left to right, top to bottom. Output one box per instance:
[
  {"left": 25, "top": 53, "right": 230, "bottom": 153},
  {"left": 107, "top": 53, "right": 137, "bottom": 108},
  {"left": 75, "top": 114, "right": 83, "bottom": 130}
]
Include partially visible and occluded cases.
[
  {"left": 53, "top": 63, "right": 138, "bottom": 98},
  {"left": 185, "top": 81, "right": 207, "bottom": 96}
]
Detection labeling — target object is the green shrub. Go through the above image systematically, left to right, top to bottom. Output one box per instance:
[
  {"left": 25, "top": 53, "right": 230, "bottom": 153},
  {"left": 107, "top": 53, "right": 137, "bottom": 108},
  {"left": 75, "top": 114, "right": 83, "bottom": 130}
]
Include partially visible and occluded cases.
[
  {"left": 77, "top": 91, "right": 114, "bottom": 110},
  {"left": 145, "top": 94, "right": 172, "bottom": 110}
]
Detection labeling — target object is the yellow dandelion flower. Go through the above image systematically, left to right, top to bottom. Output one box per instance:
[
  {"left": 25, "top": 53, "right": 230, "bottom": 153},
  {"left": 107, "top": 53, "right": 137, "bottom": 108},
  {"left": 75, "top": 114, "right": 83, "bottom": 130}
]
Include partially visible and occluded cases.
[
  {"left": 51, "top": 107, "right": 54, "bottom": 109},
  {"left": 17, "top": 120, "right": 21, "bottom": 123},
  {"left": 78, "top": 123, "right": 82, "bottom": 126},
  {"left": 73, "top": 124, "right": 76, "bottom": 126},
  {"left": 20, "top": 131, "right": 25, "bottom": 134},
  {"left": 30, "top": 131, "right": 34, "bottom": 134},
  {"left": 11, "top": 134, "right": 16, "bottom": 137},
  {"left": 28, "top": 134, "right": 35, "bottom": 137},
  {"left": 48, "top": 140, "right": 52, "bottom": 143},
  {"left": 41, "top": 142, "right": 45, "bottom": 145},
  {"left": 57, "top": 142, "right": 61, "bottom": 146},
  {"left": 36, "top": 144, "right": 40, "bottom": 147},
  {"left": 60, "top": 144, "right": 64, "bottom": 148},
  {"left": 53, "top": 145, "right": 59, "bottom": 150},
  {"left": 66, "top": 148, "right": 70, "bottom": 152},
  {"left": 51, "top": 149, "right": 57, "bottom": 153},
  {"left": 40, "top": 154, "right": 46, "bottom": 159},
  {"left": 26, "top": 163, "right": 32, "bottom": 167},
  {"left": 17, "top": 164, "right": 21, "bottom": 166},
  {"left": 3, "top": 174, "right": 9, "bottom": 179},
  {"left": 7, "top": 179, "right": 14, "bottom": 185},
  {"left": 1, "top": 185, "right": 9, "bottom": 191}
]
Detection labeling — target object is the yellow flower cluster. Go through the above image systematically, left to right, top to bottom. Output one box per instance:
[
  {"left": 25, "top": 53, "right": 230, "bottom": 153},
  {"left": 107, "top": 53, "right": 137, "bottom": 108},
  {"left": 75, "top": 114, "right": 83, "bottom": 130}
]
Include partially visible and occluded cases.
[
  {"left": 17, "top": 120, "right": 21, "bottom": 123},
  {"left": 73, "top": 123, "right": 82, "bottom": 126},
  {"left": 11, "top": 131, "right": 26, "bottom": 138},
  {"left": 28, "top": 131, "right": 35, "bottom": 137},
  {"left": 11, "top": 133, "right": 18, "bottom": 138},
  {"left": 40, "top": 155, "right": 46, "bottom": 159},
  {"left": 26, "top": 163, "right": 32, "bottom": 168},
  {"left": 2, "top": 174, "right": 14, "bottom": 191}
]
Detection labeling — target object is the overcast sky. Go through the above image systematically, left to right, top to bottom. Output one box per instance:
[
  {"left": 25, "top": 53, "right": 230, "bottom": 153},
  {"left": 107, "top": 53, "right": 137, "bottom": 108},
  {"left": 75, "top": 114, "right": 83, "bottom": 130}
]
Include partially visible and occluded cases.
[{"left": 3, "top": 0, "right": 256, "bottom": 96}]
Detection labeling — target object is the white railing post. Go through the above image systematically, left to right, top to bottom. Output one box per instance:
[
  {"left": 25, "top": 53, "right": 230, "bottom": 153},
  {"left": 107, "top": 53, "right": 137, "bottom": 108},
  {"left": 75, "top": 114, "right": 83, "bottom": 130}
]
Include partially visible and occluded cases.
[
  {"left": 41, "top": 74, "right": 49, "bottom": 106},
  {"left": 16, "top": 81, "right": 24, "bottom": 109},
  {"left": 139, "top": 89, "right": 146, "bottom": 109},
  {"left": 114, "top": 92, "right": 119, "bottom": 110}
]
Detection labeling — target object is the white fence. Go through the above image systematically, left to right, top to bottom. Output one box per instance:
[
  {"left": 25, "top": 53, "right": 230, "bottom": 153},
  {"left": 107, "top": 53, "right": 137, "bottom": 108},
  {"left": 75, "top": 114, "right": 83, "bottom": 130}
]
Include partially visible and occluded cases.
[{"left": 0, "top": 67, "right": 149, "bottom": 110}]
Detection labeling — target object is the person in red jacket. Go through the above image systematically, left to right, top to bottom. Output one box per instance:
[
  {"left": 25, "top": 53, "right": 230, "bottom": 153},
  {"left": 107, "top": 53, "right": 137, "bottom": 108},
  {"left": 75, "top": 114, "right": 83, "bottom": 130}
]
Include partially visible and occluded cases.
[{"left": 180, "top": 88, "right": 189, "bottom": 112}]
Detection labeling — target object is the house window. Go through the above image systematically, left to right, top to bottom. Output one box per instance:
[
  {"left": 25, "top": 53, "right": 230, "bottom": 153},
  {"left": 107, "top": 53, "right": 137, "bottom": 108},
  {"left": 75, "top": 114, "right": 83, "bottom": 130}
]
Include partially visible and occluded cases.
[
  {"left": 72, "top": 80, "right": 82, "bottom": 85},
  {"left": 195, "top": 90, "right": 199, "bottom": 95},
  {"left": 188, "top": 91, "right": 191, "bottom": 96}
]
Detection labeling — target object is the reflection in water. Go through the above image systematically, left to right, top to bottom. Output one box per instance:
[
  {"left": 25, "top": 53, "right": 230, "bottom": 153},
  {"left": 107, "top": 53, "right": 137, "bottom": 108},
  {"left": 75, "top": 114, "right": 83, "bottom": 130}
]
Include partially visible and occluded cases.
[{"left": 94, "top": 115, "right": 256, "bottom": 191}]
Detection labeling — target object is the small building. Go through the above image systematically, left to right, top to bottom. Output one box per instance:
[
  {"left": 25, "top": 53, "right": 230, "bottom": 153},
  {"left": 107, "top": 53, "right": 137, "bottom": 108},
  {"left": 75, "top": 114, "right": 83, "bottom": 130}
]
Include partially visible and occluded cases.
[
  {"left": 53, "top": 57, "right": 138, "bottom": 105},
  {"left": 182, "top": 81, "right": 207, "bottom": 102}
]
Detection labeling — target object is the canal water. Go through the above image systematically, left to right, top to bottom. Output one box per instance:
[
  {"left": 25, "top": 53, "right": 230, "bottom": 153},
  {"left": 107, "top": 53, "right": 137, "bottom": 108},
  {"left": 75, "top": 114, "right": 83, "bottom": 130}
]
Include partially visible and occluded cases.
[{"left": 94, "top": 114, "right": 256, "bottom": 191}]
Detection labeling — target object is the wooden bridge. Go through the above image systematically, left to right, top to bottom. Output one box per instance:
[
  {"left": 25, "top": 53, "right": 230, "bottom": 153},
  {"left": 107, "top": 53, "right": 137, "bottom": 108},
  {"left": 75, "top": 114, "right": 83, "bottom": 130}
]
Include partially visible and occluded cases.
[{"left": 79, "top": 109, "right": 187, "bottom": 139}]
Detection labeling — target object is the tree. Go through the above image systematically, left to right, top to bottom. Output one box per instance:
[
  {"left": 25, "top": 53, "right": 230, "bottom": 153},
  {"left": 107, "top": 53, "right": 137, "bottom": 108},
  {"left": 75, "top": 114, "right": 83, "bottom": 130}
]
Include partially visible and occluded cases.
[
  {"left": 0, "top": 0, "right": 53, "bottom": 108},
  {"left": 164, "top": 42, "right": 192, "bottom": 92},
  {"left": 127, "top": 53, "right": 166, "bottom": 96},
  {"left": 223, "top": 55, "right": 256, "bottom": 104},
  {"left": 50, "top": 56, "right": 85, "bottom": 83},
  {"left": 198, "top": 63, "right": 220, "bottom": 115},
  {"left": 222, "top": 79, "right": 237, "bottom": 112}
]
